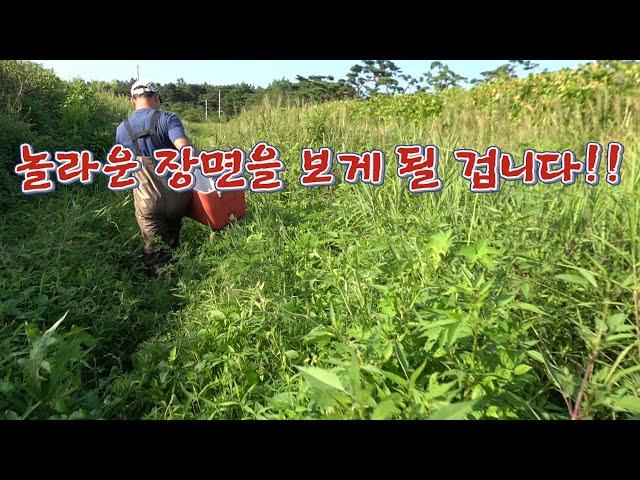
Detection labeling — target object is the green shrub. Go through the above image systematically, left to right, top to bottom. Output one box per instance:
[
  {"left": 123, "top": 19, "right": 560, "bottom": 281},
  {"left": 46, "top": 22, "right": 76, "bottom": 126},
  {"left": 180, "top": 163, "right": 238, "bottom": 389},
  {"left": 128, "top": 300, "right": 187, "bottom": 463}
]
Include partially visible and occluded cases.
[
  {"left": 342, "top": 61, "right": 640, "bottom": 124},
  {"left": 0, "top": 313, "right": 97, "bottom": 419}
]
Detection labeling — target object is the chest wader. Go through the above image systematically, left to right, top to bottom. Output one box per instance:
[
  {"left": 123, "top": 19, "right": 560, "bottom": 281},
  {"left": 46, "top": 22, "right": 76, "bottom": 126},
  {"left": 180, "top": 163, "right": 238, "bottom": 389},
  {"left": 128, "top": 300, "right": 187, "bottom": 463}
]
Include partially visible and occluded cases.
[{"left": 124, "top": 111, "right": 192, "bottom": 269}]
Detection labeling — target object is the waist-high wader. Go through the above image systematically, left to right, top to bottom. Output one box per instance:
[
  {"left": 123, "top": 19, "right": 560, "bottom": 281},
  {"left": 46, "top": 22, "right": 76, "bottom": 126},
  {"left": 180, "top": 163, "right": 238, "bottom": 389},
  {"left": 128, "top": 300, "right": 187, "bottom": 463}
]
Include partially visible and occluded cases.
[{"left": 123, "top": 111, "right": 192, "bottom": 269}]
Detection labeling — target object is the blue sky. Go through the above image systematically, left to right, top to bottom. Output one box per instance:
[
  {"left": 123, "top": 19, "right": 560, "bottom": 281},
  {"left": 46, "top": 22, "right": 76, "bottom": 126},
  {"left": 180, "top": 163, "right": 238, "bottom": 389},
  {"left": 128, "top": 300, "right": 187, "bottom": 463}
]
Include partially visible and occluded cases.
[{"left": 32, "top": 60, "right": 592, "bottom": 88}]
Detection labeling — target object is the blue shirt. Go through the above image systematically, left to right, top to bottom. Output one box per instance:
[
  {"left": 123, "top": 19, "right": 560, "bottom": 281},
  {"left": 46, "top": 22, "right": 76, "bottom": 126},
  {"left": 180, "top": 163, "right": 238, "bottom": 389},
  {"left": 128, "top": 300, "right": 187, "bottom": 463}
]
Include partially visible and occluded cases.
[{"left": 115, "top": 108, "right": 187, "bottom": 157}]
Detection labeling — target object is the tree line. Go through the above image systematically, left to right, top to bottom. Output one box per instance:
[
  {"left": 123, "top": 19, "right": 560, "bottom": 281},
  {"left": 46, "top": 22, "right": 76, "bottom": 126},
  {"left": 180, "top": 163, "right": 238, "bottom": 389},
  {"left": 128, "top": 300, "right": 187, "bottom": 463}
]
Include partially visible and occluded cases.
[{"left": 91, "top": 60, "right": 545, "bottom": 121}]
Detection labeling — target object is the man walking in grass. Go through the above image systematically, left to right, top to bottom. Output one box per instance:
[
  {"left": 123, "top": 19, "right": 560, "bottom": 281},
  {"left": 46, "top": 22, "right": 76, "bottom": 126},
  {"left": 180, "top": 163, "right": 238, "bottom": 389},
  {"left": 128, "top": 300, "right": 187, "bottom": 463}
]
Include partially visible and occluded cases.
[{"left": 115, "top": 80, "right": 195, "bottom": 276}]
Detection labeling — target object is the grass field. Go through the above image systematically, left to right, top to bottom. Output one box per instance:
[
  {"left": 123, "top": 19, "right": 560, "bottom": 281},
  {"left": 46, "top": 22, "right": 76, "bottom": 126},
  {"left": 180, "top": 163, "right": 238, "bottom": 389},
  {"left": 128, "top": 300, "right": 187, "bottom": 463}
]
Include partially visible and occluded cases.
[{"left": 1, "top": 63, "right": 639, "bottom": 419}]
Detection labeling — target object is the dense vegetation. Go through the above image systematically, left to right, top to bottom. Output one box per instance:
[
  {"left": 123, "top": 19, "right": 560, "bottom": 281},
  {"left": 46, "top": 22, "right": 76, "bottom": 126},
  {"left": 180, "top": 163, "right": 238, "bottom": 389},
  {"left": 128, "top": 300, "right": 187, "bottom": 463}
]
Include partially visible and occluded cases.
[
  {"left": 1, "top": 60, "right": 638, "bottom": 419},
  {"left": 82, "top": 60, "right": 568, "bottom": 122},
  {"left": 87, "top": 74, "right": 357, "bottom": 123}
]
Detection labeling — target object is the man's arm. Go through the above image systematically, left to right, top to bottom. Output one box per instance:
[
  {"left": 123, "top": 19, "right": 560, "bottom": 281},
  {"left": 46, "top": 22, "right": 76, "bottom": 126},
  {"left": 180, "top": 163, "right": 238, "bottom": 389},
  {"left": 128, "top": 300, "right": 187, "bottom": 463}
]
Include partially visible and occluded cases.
[
  {"left": 166, "top": 113, "right": 199, "bottom": 153},
  {"left": 173, "top": 130, "right": 210, "bottom": 193},
  {"left": 173, "top": 137, "right": 195, "bottom": 151},
  {"left": 173, "top": 137, "right": 202, "bottom": 159}
]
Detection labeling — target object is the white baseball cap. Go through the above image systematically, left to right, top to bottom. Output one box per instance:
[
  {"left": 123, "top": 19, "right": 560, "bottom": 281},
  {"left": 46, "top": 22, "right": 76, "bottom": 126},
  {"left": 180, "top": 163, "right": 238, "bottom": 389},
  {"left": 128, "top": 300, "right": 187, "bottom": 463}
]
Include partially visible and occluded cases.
[{"left": 130, "top": 79, "right": 159, "bottom": 97}]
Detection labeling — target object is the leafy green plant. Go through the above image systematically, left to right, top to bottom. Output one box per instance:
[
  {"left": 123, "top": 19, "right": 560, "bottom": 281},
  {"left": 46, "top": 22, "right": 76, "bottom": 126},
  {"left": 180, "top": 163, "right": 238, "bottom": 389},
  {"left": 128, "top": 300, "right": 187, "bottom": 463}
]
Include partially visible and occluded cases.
[{"left": 1, "top": 313, "right": 97, "bottom": 419}]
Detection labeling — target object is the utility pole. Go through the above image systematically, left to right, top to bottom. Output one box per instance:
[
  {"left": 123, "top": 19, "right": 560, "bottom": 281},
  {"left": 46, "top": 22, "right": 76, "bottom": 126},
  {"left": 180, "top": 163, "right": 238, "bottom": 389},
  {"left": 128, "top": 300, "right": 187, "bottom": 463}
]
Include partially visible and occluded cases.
[
  {"left": 136, "top": 64, "right": 139, "bottom": 81},
  {"left": 218, "top": 89, "right": 221, "bottom": 120},
  {"left": 205, "top": 99, "right": 208, "bottom": 119}
]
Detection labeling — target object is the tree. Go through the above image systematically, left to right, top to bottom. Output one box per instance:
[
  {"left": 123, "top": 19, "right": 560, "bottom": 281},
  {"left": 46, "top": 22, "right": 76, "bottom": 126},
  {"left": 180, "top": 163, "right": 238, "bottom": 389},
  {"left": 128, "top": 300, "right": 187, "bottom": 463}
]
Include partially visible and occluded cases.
[
  {"left": 345, "top": 60, "right": 404, "bottom": 97},
  {"left": 372, "top": 60, "right": 403, "bottom": 95},
  {"left": 471, "top": 60, "right": 540, "bottom": 84},
  {"left": 513, "top": 60, "right": 539, "bottom": 72},
  {"left": 421, "top": 61, "right": 467, "bottom": 91},
  {"left": 346, "top": 64, "right": 367, "bottom": 97},
  {"left": 398, "top": 73, "right": 420, "bottom": 93},
  {"left": 295, "top": 75, "right": 356, "bottom": 102}
]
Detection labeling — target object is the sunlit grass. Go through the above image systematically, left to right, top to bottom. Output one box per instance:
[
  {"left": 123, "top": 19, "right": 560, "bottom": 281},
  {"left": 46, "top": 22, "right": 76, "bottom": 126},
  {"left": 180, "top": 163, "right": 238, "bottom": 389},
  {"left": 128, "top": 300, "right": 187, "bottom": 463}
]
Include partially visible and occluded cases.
[{"left": 2, "top": 64, "right": 639, "bottom": 419}]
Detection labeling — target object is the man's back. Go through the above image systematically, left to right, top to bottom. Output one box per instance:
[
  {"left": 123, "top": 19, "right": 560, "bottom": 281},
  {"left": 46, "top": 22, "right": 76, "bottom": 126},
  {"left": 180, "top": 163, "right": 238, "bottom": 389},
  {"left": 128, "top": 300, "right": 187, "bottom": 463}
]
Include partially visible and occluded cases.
[
  {"left": 118, "top": 81, "right": 195, "bottom": 276},
  {"left": 115, "top": 108, "right": 187, "bottom": 157}
]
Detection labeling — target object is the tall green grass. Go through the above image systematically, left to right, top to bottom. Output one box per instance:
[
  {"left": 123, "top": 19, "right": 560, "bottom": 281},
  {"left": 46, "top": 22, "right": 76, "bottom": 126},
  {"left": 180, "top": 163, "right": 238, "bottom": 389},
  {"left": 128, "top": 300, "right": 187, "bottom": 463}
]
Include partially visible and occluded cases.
[
  {"left": 1, "top": 63, "right": 639, "bottom": 419},
  {"left": 112, "top": 87, "right": 638, "bottom": 419}
]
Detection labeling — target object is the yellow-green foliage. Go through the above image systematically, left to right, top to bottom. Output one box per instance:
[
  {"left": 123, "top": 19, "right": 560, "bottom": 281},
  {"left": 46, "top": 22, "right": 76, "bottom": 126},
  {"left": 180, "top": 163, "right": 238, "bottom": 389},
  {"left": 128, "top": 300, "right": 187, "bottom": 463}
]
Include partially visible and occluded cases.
[
  {"left": 0, "top": 60, "right": 130, "bottom": 156},
  {"left": 0, "top": 61, "right": 130, "bottom": 210},
  {"left": 335, "top": 61, "right": 640, "bottom": 124}
]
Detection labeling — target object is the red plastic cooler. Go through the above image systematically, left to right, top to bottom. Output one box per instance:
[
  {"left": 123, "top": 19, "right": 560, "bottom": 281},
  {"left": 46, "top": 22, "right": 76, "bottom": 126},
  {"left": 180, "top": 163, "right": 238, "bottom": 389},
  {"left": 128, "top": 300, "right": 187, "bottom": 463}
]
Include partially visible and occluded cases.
[{"left": 187, "top": 189, "right": 246, "bottom": 230}]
